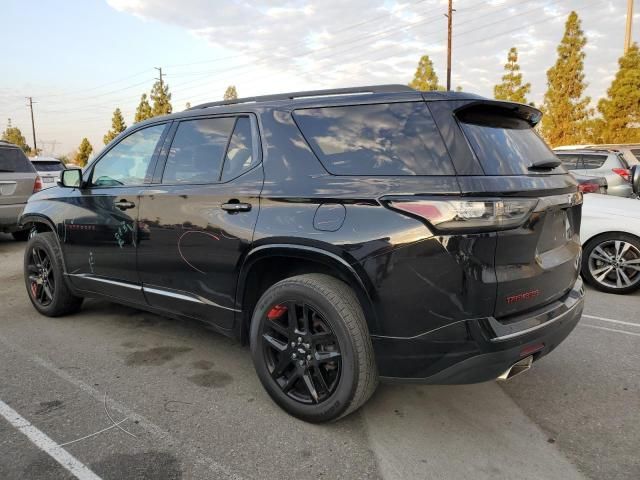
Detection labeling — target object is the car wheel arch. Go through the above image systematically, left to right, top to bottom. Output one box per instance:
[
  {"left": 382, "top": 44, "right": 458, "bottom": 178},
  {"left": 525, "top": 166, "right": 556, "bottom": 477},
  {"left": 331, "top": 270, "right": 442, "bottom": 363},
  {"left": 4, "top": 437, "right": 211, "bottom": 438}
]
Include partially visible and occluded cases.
[
  {"left": 19, "top": 214, "right": 69, "bottom": 273},
  {"left": 235, "top": 244, "right": 378, "bottom": 343}
]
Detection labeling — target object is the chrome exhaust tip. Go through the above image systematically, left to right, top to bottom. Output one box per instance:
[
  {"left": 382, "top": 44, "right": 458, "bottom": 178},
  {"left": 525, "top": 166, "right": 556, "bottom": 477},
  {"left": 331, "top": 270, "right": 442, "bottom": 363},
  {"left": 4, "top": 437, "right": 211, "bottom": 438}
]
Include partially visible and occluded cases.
[{"left": 497, "top": 355, "right": 533, "bottom": 381}]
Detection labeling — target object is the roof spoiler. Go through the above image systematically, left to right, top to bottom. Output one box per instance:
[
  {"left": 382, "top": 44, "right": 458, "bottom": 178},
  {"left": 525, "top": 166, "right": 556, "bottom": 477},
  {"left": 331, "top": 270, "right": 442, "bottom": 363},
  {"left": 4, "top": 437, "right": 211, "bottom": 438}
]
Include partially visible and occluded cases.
[{"left": 453, "top": 100, "right": 543, "bottom": 127}]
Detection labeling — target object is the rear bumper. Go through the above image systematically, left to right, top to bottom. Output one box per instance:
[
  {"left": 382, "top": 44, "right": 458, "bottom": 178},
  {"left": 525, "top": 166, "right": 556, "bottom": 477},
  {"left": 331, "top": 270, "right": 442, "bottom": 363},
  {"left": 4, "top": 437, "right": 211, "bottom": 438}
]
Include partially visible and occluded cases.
[
  {"left": 0, "top": 203, "right": 26, "bottom": 231},
  {"left": 374, "top": 277, "right": 584, "bottom": 383}
]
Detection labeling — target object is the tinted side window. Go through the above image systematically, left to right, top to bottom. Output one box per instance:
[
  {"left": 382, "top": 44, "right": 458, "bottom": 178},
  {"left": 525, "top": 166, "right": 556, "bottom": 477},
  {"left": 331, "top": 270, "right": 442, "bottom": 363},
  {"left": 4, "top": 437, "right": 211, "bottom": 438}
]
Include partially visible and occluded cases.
[
  {"left": 293, "top": 102, "right": 454, "bottom": 176},
  {"left": 162, "top": 117, "right": 235, "bottom": 184},
  {"left": 221, "top": 117, "right": 255, "bottom": 182},
  {"left": 92, "top": 124, "right": 165, "bottom": 187},
  {"left": 0, "top": 148, "right": 34, "bottom": 173},
  {"left": 556, "top": 154, "right": 580, "bottom": 169},
  {"left": 580, "top": 155, "right": 607, "bottom": 169}
]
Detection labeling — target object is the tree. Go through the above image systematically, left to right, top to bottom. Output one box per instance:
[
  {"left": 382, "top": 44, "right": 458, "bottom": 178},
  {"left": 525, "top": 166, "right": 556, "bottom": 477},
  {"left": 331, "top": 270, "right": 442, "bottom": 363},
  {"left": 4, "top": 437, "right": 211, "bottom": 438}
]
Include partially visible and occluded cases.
[
  {"left": 540, "top": 11, "right": 591, "bottom": 147},
  {"left": 597, "top": 43, "right": 640, "bottom": 143},
  {"left": 494, "top": 47, "right": 531, "bottom": 104},
  {"left": 409, "top": 55, "right": 444, "bottom": 91},
  {"left": 150, "top": 80, "right": 172, "bottom": 117},
  {"left": 223, "top": 85, "right": 238, "bottom": 100},
  {"left": 134, "top": 93, "right": 153, "bottom": 123},
  {"left": 185, "top": 102, "right": 191, "bottom": 109},
  {"left": 103, "top": 108, "right": 127, "bottom": 145},
  {"left": 1, "top": 118, "right": 31, "bottom": 154},
  {"left": 73, "top": 138, "right": 93, "bottom": 167}
]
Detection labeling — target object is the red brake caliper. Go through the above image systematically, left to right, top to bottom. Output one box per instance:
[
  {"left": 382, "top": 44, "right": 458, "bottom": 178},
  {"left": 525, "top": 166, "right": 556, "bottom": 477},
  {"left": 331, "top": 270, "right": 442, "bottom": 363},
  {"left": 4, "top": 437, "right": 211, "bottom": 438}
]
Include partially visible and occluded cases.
[
  {"left": 31, "top": 282, "right": 38, "bottom": 297},
  {"left": 267, "top": 304, "right": 288, "bottom": 320}
]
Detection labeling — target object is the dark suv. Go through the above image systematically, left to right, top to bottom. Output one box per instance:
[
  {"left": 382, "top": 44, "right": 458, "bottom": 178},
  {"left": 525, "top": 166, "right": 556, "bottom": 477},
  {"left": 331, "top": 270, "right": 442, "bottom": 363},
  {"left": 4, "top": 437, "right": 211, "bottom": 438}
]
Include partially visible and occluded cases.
[{"left": 21, "top": 85, "right": 584, "bottom": 422}]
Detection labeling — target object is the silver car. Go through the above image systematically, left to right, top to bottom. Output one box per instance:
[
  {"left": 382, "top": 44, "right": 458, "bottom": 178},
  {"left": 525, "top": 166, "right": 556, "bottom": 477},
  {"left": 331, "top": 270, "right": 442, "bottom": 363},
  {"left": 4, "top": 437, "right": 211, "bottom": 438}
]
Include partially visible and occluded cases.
[
  {"left": 0, "top": 141, "right": 40, "bottom": 240},
  {"left": 554, "top": 149, "right": 633, "bottom": 197},
  {"left": 30, "top": 156, "right": 66, "bottom": 188}
]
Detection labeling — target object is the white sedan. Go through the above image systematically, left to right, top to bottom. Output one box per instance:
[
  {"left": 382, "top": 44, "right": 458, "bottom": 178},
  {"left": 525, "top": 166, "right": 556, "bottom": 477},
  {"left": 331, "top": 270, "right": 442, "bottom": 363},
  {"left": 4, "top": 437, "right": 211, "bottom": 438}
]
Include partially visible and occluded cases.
[{"left": 581, "top": 193, "right": 640, "bottom": 294}]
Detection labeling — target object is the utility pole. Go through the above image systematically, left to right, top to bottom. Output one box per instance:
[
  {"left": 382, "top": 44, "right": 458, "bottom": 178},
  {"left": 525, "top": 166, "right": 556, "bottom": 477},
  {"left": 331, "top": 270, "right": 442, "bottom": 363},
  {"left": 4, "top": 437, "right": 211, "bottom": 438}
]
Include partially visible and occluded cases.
[
  {"left": 445, "top": 0, "right": 454, "bottom": 91},
  {"left": 625, "top": 0, "right": 634, "bottom": 53},
  {"left": 155, "top": 67, "right": 164, "bottom": 89},
  {"left": 26, "top": 97, "right": 37, "bottom": 154}
]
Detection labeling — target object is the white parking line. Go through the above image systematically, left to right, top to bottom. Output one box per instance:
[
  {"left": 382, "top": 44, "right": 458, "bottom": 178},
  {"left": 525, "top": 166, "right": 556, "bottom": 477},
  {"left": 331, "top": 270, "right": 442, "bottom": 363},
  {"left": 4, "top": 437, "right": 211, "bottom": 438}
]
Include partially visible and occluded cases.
[
  {"left": 583, "top": 314, "right": 640, "bottom": 328},
  {"left": 581, "top": 324, "right": 640, "bottom": 337},
  {"left": 0, "top": 399, "right": 102, "bottom": 480}
]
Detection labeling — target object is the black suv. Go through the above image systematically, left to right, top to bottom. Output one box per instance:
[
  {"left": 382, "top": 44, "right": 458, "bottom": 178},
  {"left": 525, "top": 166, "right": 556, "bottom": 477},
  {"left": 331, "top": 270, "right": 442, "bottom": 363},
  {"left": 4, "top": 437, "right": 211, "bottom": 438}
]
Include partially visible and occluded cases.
[{"left": 21, "top": 85, "right": 584, "bottom": 422}]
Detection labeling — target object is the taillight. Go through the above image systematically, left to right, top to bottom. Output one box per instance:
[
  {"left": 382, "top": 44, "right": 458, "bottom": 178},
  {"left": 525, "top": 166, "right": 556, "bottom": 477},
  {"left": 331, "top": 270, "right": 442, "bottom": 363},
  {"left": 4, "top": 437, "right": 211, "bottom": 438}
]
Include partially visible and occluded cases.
[
  {"left": 612, "top": 168, "right": 630, "bottom": 181},
  {"left": 33, "top": 176, "right": 43, "bottom": 193},
  {"left": 578, "top": 182, "right": 600, "bottom": 194},
  {"left": 387, "top": 198, "right": 538, "bottom": 232}
]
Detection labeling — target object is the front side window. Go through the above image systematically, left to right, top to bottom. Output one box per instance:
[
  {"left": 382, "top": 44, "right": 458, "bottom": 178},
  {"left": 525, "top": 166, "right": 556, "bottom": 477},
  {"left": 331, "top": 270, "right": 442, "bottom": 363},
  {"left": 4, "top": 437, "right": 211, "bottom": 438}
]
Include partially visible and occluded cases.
[
  {"left": 293, "top": 102, "right": 454, "bottom": 176},
  {"left": 162, "top": 117, "right": 235, "bottom": 184},
  {"left": 91, "top": 124, "right": 165, "bottom": 187}
]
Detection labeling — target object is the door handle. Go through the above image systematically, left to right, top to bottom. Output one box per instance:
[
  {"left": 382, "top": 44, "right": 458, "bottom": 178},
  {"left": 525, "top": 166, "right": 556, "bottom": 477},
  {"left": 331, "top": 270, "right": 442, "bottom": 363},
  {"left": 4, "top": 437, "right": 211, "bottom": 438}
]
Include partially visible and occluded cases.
[
  {"left": 115, "top": 199, "right": 136, "bottom": 210},
  {"left": 221, "top": 201, "right": 252, "bottom": 213}
]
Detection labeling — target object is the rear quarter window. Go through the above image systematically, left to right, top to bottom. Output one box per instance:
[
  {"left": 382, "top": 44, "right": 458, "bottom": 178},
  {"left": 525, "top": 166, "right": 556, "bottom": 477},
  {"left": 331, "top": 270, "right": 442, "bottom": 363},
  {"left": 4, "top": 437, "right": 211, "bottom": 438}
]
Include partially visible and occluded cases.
[
  {"left": 293, "top": 102, "right": 454, "bottom": 176},
  {"left": 457, "top": 105, "right": 558, "bottom": 175},
  {"left": 0, "top": 148, "right": 34, "bottom": 173},
  {"left": 631, "top": 148, "right": 640, "bottom": 161},
  {"left": 580, "top": 155, "right": 608, "bottom": 169}
]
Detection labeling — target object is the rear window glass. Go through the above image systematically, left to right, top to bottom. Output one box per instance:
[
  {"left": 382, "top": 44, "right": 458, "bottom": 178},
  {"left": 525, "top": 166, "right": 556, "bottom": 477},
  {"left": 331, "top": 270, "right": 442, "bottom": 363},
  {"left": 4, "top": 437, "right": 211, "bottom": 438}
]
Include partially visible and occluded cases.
[
  {"left": 293, "top": 102, "right": 454, "bottom": 176},
  {"left": 457, "top": 106, "right": 557, "bottom": 175},
  {"left": 0, "top": 148, "right": 34, "bottom": 173},
  {"left": 556, "top": 153, "right": 580, "bottom": 169},
  {"left": 580, "top": 155, "right": 607, "bottom": 169},
  {"left": 32, "top": 161, "right": 65, "bottom": 171}
]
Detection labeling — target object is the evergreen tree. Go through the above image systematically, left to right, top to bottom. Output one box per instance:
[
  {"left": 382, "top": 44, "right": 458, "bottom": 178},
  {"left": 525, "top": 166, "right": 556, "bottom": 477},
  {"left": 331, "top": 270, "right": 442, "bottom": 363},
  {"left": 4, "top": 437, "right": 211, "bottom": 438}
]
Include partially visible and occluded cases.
[
  {"left": 540, "top": 11, "right": 591, "bottom": 146},
  {"left": 598, "top": 43, "right": 640, "bottom": 143},
  {"left": 494, "top": 47, "right": 531, "bottom": 104},
  {"left": 409, "top": 55, "right": 444, "bottom": 91},
  {"left": 150, "top": 80, "right": 172, "bottom": 117},
  {"left": 224, "top": 85, "right": 238, "bottom": 100},
  {"left": 134, "top": 93, "right": 153, "bottom": 123},
  {"left": 185, "top": 102, "right": 191, "bottom": 110},
  {"left": 103, "top": 108, "right": 127, "bottom": 145},
  {"left": 1, "top": 118, "right": 31, "bottom": 153},
  {"left": 74, "top": 138, "right": 93, "bottom": 167}
]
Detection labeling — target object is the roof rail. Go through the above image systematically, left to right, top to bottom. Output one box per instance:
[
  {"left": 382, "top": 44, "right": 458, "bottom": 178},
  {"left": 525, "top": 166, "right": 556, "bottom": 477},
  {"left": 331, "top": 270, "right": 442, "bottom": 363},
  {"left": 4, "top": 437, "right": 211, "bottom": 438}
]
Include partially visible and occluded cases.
[{"left": 188, "top": 84, "right": 415, "bottom": 110}]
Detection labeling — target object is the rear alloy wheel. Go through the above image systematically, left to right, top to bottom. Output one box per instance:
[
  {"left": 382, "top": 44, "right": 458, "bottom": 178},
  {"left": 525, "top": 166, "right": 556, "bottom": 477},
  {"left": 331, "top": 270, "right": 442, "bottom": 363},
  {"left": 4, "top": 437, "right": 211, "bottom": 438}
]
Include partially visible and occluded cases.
[
  {"left": 582, "top": 233, "right": 640, "bottom": 294},
  {"left": 250, "top": 274, "right": 377, "bottom": 422}
]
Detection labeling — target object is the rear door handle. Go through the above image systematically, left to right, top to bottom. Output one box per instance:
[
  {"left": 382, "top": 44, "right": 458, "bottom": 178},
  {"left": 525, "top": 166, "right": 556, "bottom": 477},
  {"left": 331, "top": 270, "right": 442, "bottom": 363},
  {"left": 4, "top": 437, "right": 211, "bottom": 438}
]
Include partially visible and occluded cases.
[
  {"left": 115, "top": 199, "right": 136, "bottom": 210},
  {"left": 221, "top": 201, "right": 252, "bottom": 213}
]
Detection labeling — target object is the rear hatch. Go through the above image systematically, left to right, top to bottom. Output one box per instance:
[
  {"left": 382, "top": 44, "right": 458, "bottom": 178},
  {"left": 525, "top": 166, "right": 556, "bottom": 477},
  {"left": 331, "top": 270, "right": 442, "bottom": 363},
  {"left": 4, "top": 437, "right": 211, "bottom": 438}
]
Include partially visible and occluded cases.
[
  {"left": 452, "top": 102, "right": 581, "bottom": 318},
  {"left": 0, "top": 147, "right": 37, "bottom": 206},
  {"left": 32, "top": 160, "right": 65, "bottom": 186}
]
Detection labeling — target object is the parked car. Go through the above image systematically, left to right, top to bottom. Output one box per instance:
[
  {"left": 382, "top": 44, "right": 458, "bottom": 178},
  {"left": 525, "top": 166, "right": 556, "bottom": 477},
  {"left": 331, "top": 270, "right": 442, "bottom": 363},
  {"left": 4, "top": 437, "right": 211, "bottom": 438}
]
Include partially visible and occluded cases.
[
  {"left": 19, "top": 86, "right": 584, "bottom": 422},
  {"left": 0, "top": 140, "right": 42, "bottom": 240},
  {"left": 555, "top": 143, "right": 640, "bottom": 166},
  {"left": 554, "top": 148, "right": 632, "bottom": 197},
  {"left": 30, "top": 156, "right": 66, "bottom": 188},
  {"left": 580, "top": 166, "right": 640, "bottom": 294},
  {"left": 571, "top": 172, "right": 608, "bottom": 194}
]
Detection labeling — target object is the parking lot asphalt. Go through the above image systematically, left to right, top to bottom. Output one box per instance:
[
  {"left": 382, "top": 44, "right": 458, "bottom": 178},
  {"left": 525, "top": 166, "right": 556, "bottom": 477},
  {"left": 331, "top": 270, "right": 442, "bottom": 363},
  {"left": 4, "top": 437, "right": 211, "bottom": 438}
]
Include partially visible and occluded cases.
[{"left": 0, "top": 233, "right": 638, "bottom": 480}]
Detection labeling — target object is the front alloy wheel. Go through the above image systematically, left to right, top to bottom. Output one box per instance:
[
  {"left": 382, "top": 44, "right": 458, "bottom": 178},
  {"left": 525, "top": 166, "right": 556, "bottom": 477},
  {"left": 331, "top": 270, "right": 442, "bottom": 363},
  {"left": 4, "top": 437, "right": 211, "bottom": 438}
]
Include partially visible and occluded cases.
[{"left": 27, "top": 246, "right": 55, "bottom": 307}]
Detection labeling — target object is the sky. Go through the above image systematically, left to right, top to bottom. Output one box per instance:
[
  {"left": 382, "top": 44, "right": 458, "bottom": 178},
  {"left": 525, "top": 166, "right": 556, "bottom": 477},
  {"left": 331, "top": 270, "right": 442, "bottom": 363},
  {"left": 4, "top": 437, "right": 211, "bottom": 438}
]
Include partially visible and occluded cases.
[{"left": 0, "top": 0, "right": 637, "bottom": 157}]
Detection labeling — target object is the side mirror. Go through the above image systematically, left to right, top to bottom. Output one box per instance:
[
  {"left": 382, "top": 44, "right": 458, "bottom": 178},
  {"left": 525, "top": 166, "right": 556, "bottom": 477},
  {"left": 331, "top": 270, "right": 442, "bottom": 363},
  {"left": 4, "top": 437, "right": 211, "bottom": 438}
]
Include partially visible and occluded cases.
[
  {"left": 631, "top": 165, "right": 640, "bottom": 195},
  {"left": 59, "top": 168, "right": 82, "bottom": 188}
]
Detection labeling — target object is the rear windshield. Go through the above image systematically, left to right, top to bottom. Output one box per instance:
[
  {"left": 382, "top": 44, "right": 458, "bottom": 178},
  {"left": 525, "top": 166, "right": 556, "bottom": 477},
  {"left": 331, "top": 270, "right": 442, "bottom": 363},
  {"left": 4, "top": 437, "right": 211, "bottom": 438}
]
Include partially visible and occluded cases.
[
  {"left": 293, "top": 102, "right": 454, "bottom": 176},
  {"left": 457, "top": 106, "right": 557, "bottom": 175},
  {"left": 0, "top": 148, "right": 35, "bottom": 173},
  {"left": 33, "top": 161, "right": 65, "bottom": 171}
]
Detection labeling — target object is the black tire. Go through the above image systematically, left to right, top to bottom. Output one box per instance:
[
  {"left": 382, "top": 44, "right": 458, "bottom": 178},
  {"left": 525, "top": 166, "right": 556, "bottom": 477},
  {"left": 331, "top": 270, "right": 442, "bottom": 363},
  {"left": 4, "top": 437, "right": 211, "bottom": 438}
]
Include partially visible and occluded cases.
[
  {"left": 12, "top": 229, "right": 29, "bottom": 241},
  {"left": 24, "top": 232, "right": 83, "bottom": 316},
  {"left": 582, "top": 232, "right": 640, "bottom": 294},
  {"left": 250, "top": 273, "right": 377, "bottom": 422}
]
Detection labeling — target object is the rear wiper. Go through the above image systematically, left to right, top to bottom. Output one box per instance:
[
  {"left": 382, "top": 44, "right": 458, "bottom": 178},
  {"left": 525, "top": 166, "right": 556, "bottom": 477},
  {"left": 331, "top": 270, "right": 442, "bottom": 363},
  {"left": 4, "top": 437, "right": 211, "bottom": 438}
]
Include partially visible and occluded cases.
[{"left": 529, "top": 159, "right": 561, "bottom": 170}]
